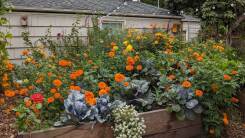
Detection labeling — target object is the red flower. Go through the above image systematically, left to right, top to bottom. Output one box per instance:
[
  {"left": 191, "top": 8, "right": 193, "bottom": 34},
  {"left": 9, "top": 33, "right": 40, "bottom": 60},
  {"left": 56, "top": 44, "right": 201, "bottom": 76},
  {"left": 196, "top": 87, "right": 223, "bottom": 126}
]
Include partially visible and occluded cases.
[{"left": 30, "top": 93, "right": 44, "bottom": 103}]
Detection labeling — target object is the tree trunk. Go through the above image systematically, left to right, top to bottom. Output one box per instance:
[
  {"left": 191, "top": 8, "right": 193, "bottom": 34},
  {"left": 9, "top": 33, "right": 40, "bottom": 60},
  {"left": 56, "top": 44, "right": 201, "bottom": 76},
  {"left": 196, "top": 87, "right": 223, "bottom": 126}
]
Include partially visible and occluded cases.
[{"left": 227, "top": 15, "right": 245, "bottom": 46}]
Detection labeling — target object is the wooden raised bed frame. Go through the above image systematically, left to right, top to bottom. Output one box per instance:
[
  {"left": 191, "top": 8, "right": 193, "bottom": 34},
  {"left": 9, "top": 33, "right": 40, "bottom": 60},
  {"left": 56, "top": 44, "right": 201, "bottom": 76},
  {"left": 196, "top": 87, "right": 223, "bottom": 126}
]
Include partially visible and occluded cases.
[
  {"left": 239, "top": 89, "right": 245, "bottom": 114},
  {"left": 18, "top": 109, "right": 202, "bottom": 138}
]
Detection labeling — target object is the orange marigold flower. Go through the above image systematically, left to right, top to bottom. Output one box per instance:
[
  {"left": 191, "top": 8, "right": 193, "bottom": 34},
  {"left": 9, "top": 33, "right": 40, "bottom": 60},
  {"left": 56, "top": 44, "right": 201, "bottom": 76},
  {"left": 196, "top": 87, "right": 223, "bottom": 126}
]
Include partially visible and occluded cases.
[
  {"left": 22, "top": 49, "right": 29, "bottom": 56},
  {"left": 108, "top": 51, "right": 115, "bottom": 58},
  {"left": 192, "top": 52, "right": 200, "bottom": 57},
  {"left": 134, "top": 55, "right": 140, "bottom": 61},
  {"left": 127, "top": 56, "right": 135, "bottom": 65},
  {"left": 196, "top": 56, "right": 203, "bottom": 62},
  {"left": 59, "top": 60, "right": 72, "bottom": 67},
  {"left": 6, "top": 62, "right": 14, "bottom": 71},
  {"left": 126, "top": 65, "right": 134, "bottom": 71},
  {"left": 136, "top": 65, "right": 143, "bottom": 71},
  {"left": 70, "top": 69, "right": 84, "bottom": 80},
  {"left": 76, "top": 70, "right": 84, "bottom": 76},
  {"left": 231, "top": 70, "right": 238, "bottom": 75},
  {"left": 47, "top": 72, "right": 52, "bottom": 77},
  {"left": 2, "top": 73, "right": 8, "bottom": 81},
  {"left": 70, "top": 73, "right": 78, "bottom": 80},
  {"left": 114, "top": 73, "right": 126, "bottom": 83},
  {"left": 167, "top": 74, "right": 176, "bottom": 80},
  {"left": 224, "top": 74, "right": 232, "bottom": 81},
  {"left": 36, "top": 77, "right": 44, "bottom": 84},
  {"left": 53, "top": 79, "right": 62, "bottom": 87},
  {"left": 182, "top": 80, "right": 192, "bottom": 88},
  {"left": 2, "top": 82, "right": 10, "bottom": 88},
  {"left": 98, "top": 82, "right": 107, "bottom": 89},
  {"left": 124, "top": 82, "right": 129, "bottom": 87},
  {"left": 28, "top": 85, "right": 35, "bottom": 90},
  {"left": 70, "top": 85, "right": 81, "bottom": 91},
  {"left": 105, "top": 87, "right": 111, "bottom": 92},
  {"left": 19, "top": 88, "right": 29, "bottom": 96},
  {"left": 50, "top": 88, "right": 57, "bottom": 94},
  {"left": 99, "top": 89, "right": 108, "bottom": 96},
  {"left": 195, "top": 89, "right": 203, "bottom": 97},
  {"left": 4, "top": 90, "right": 15, "bottom": 97},
  {"left": 85, "top": 91, "right": 96, "bottom": 106},
  {"left": 85, "top": 91, "right": 94, "bottom": 99},
  {"left": 54, "top": 93, "right": 61, "bottom": 99},
  {"left": 47, "top": 97, "right": 55, "bottom": 104},
  {"left": 231, "top": 97, "right": 239, "bottom": 103},
  {"left": 0, "top": 98, "right": 5, "bottom": 105},
  {"left": 87, "top": 98, "right": 96, "bottom": 106},
  {"left": 25, "top": 100, "right": 32, "bottom": 107},
  {"left": 16, "top": 112, "right": 21, "bottom": 117},
  {"left": 223, "top": 113, "right": 229, "bottom": 125}
]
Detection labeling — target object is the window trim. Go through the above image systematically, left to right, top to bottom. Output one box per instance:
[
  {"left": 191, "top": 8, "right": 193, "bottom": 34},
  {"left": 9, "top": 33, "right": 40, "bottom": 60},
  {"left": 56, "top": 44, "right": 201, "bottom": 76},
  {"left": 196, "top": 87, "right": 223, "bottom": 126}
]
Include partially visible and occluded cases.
[{"left": 100, "top": 19, "right": 126, "bottom": 30}]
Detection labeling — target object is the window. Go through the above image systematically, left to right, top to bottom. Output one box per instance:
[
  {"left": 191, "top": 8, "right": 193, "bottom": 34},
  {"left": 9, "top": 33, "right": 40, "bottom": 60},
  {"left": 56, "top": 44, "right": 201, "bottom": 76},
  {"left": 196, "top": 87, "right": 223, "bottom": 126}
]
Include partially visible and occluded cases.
[{"left": 101, "top": 21, "right": 124, "bottom": 31}]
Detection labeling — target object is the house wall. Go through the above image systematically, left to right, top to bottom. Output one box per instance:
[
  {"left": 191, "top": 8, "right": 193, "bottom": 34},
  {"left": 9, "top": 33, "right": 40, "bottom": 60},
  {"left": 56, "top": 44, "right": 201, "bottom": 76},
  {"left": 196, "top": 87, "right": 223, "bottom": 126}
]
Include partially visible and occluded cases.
[
  {"left": 1, "top": 12, "right": 181, "bottom": 63},
  {"left": 182, "top": 21, "right": 201, "bottom": 41}
]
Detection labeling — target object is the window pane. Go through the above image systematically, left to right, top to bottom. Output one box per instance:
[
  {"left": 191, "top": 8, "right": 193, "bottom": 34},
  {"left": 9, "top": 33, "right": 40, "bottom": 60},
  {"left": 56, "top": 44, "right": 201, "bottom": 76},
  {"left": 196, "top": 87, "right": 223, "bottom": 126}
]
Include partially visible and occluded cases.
[{"left": 102, "top": 22, "right": 123, "bottom": 30}]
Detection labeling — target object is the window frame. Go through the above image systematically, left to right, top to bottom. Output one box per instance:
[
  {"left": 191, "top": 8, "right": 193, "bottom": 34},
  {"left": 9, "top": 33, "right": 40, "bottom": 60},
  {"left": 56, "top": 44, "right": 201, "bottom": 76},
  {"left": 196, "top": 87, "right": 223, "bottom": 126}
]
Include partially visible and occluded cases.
[{"left": 101, "top": 20, "right": 126, "bottom": 30}]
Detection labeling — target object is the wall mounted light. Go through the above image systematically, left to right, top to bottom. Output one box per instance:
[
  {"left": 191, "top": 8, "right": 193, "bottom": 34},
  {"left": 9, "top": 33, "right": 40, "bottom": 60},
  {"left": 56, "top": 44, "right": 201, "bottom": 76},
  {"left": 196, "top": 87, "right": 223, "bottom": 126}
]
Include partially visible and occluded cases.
[{"left": 20, "top": 15, "right": 28, "bottom": 27}]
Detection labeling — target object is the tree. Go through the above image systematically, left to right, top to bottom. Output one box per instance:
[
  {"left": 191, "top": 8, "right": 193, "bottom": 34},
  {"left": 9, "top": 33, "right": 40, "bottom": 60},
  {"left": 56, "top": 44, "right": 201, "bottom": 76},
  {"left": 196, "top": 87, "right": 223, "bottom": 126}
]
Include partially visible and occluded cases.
[
  {"left": 141, "top": 0, "right": 164, "bottom": 8},
  {"left": 142, "top": 0, "right": 206, "bottom": 15},
  {"left": 142, "top": 0, "right": 245, "bottom": 43},
  {"left": 201, "top": 0, "right": 245, "bottom": 42}
]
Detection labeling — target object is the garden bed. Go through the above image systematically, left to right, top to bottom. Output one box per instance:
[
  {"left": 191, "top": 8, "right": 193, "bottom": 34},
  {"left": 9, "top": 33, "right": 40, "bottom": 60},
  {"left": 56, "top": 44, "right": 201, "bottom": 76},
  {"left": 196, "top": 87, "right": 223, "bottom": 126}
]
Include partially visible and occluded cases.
[{"left": 18, "top": 109, "right": 202, "bottom": 138}]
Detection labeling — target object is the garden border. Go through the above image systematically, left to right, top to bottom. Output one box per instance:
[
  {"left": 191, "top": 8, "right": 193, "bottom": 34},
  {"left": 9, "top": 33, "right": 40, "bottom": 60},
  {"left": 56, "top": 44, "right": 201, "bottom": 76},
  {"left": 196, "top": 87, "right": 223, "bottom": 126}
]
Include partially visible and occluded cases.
[{"left": 18, "top": 109, "right": 202, "bottom": 138}]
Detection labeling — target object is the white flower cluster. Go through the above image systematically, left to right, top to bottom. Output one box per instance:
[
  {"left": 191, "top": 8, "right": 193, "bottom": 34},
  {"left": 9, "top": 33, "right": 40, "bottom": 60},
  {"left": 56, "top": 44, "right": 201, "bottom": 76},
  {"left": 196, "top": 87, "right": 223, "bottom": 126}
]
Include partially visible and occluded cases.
[{"left": 112, "top": 105, "right": 146, "bottom": 138}]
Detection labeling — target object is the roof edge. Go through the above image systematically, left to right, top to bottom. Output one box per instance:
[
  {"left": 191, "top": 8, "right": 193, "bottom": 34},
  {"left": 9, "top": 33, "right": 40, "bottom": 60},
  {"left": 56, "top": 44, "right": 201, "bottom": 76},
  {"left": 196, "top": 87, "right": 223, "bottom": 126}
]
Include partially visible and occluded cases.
[{"left": 13, "top": 6, "right": 183, "bottom": 19}]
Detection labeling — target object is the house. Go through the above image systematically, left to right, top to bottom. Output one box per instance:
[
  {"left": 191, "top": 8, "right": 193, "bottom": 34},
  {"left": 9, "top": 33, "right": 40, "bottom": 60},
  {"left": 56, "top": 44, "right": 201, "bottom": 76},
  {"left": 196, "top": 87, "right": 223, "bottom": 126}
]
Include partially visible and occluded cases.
[
  {"left": 2, "top": 0, "right": 200, "bottom": 63},
  {"left": 182, "top": 15, "right": 201, "bottom": 41}
]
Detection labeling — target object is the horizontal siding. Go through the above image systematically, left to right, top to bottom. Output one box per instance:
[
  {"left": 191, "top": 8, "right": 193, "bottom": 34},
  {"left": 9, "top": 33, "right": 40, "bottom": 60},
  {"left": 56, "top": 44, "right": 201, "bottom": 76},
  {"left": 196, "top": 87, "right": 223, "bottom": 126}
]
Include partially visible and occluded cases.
[
  {"left": 5, "top": 12, "right": 182, "bottom": 62},
  {"left": 182, "top": 22, "right": 201, "bottom": 41},
  {"left": 0, "top": 26, "right": 88, "bottom": 37}
]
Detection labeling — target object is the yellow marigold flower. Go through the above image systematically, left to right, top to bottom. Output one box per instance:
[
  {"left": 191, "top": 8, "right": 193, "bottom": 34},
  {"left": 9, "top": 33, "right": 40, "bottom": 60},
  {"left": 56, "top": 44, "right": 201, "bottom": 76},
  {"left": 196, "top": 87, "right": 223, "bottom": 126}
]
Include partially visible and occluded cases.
[
  {"left": 123, "top": 41, "right": 129, "bottom": 46},
  {"left": 126, "top": 44, "right": 133, "bottom": 52},
  {"left": 113, "top": 46, "right": 119, "bottom": 51},
  {"left": 26, "top": 57, "right": 33, "bottom": 63}
]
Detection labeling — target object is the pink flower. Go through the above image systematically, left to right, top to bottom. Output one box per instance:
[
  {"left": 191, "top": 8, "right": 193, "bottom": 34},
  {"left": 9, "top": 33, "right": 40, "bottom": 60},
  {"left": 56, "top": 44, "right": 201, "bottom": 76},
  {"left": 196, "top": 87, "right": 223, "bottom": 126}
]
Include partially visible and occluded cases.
[{"left": 30, "top": 93, "right": 44, "bottom": 103}]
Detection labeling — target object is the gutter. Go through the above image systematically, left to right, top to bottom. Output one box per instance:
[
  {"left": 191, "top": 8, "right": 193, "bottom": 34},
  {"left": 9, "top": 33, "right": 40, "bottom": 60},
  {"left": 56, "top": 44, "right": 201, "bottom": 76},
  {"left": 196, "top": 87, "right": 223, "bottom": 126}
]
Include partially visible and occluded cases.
[{"left": 13, "top": 6, "right": 183, "bottom": 19}]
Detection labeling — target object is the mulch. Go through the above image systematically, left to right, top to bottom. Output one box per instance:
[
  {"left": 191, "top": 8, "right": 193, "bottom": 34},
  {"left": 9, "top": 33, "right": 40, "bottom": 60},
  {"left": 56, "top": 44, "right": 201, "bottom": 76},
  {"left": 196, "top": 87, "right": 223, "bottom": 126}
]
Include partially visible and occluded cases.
[{"left": 0, "top": 93, "right": 17, "bottom": 138}]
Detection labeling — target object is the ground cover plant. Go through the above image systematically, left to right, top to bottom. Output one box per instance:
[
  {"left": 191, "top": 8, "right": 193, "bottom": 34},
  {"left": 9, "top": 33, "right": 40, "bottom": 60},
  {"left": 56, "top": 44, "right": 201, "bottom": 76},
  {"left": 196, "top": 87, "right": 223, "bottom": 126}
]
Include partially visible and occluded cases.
[{"left": 1, "top": 20, "right": 245, "bottom": 137}]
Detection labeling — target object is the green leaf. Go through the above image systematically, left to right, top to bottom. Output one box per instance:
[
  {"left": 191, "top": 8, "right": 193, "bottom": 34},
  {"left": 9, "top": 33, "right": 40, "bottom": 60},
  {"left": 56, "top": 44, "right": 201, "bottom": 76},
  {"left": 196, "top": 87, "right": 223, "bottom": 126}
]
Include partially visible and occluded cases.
[
  {"left": 5, "top": 33, "right": 13, "bottom": 39},
  {"left": 36, "top": 103, "right": 43, "bottom": 109},
  {"left": 172, "top": 104, "right": 181, "bottom": 112},
  {"left": 176, "top": 112, "right": 185, "bottom": 121}
]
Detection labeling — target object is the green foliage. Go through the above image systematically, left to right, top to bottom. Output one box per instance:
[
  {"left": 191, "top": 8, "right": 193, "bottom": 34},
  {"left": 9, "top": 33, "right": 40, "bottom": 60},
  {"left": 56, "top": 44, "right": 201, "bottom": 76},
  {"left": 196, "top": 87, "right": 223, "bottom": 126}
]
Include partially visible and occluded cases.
[
  {"left": 0, "top": 0, "right": 11, "bottom": 91},
  {"left": 200, "top": 0, "right": 245, "bottom": 39},
  {"left": 2, "top": 17, "right": 245, "bottom": 137}
]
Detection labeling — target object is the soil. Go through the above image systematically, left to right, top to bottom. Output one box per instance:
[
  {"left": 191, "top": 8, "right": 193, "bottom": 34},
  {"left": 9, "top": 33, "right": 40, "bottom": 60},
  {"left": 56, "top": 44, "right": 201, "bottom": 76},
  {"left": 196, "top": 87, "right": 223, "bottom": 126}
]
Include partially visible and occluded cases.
[{"left": 0, "top": 93, "right": 17, "bottom": 138}]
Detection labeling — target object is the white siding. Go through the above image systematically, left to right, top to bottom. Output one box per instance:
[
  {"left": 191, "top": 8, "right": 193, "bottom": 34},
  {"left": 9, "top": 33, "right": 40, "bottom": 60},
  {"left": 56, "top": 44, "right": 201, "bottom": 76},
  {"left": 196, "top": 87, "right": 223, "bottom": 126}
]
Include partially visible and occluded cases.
[
  {"left": 4, "top": 12, "right": 181, "bottom": 62},
  {"left": 183, "top": 21, "right": 201, "bottom": 41}
]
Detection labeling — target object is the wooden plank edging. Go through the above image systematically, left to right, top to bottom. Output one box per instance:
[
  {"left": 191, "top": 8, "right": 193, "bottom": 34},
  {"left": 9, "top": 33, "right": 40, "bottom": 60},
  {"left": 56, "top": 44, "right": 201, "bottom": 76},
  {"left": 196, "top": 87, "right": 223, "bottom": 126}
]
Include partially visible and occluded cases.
[{"left": 18, "top": 109, "right": 202, "bottom": 138}]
